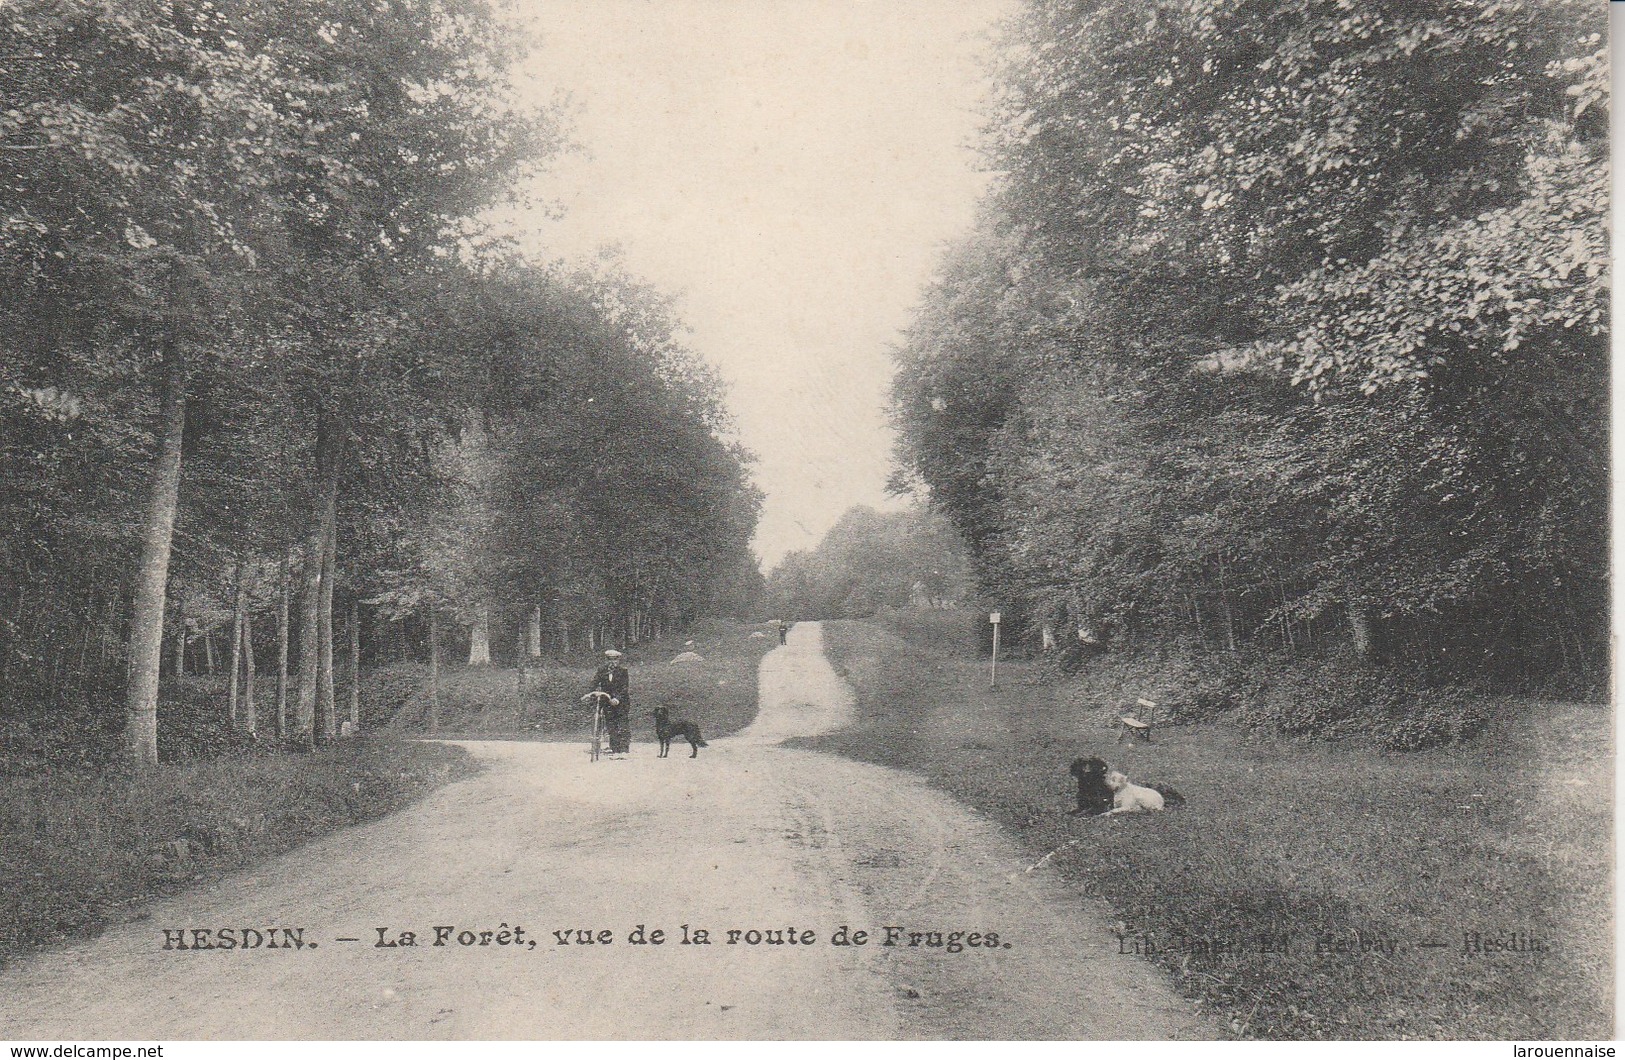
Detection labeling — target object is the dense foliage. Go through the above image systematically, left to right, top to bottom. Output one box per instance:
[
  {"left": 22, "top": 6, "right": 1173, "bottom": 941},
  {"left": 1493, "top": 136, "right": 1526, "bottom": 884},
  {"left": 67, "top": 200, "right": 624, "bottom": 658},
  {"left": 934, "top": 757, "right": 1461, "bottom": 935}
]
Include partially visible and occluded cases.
[
  {"left": 0, "top": 0, "right": 761, "bottom": 766},
  {"left": 891, "top": 0, "right": 1607, "bottom": 685},
  {"left": 766, "top": 505, "right": 975, "bottom": 621}
]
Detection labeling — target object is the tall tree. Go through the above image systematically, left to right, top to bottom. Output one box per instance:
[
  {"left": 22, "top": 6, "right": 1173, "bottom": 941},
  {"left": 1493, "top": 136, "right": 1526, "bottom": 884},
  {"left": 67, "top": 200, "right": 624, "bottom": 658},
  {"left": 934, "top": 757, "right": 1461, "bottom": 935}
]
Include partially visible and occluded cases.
[{"left": 892, "top": 0, "right": 1607, "bottom": 680}]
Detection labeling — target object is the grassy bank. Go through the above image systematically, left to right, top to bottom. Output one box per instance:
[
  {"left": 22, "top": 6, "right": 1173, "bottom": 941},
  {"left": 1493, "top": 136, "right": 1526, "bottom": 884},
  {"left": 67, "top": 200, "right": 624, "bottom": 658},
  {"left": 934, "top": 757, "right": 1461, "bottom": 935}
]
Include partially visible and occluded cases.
[
  {"left": 806, "top": 618, "right": 1611, "bottom": 1040},
  {"left": 373, "top": 619, "right": 779, "bottom": 744},
  {"left": 0, "top": 736, "right": 476, "bottom": 968}
]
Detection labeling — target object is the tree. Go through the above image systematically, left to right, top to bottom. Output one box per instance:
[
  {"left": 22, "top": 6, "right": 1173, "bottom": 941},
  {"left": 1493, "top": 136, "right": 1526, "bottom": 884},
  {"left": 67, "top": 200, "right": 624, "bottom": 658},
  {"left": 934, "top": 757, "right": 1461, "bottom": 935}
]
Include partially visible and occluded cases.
[
  {"left": 0, "top": 0, "right": 560, "bottom": 762},
  {"left": 891, "top": 0, "right": 1607, "bottom": 682},
  {"left": 0, "top": 1, "right": 332, "bottom": 764},
  {"left": 0, "top": 2, "right": 763, "bottom": 767},
  {"left": 766, "top": 505, "right": 974, "bottom": 621}
]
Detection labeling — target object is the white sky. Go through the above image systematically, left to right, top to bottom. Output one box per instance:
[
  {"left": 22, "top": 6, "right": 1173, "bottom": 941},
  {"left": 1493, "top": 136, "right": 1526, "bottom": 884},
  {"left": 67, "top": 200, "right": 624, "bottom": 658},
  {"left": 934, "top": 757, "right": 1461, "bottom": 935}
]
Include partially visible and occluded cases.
[{"left": 508, "top": 0, "right": 1010, "bottom": 569}]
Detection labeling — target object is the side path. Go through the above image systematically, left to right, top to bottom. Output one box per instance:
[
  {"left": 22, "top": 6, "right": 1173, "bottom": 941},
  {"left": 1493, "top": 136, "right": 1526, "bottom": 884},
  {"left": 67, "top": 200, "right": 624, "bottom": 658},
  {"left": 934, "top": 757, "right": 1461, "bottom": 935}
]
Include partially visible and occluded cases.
[{"left": 0, "top": 622, "right": 1209, "bottom": 1040}]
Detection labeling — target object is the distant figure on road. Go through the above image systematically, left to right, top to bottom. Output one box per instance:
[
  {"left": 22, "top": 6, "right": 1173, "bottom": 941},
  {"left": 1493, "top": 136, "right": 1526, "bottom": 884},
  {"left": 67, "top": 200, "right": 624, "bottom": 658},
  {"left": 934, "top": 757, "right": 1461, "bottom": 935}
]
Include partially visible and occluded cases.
[
  {"left": 778, "top": 621, "right": 788, "bottom": 645},
  {"left": 590, "top": 649, "right": 631, "bottom": 755}
]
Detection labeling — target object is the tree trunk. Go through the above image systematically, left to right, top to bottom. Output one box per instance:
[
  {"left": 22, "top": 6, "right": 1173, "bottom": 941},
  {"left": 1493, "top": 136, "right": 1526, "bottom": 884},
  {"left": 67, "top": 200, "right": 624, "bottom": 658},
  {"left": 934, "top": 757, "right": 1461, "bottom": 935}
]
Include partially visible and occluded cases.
[
  {"left": 122, "top": 346, "right": 187, "bottom": 767},
  {"left": 296, "top": 421, "right": 341, "bottom": 748},
  {"left": 317, "top": 514, "right": 337, "bottom": 741},
  {"left": 295, "top": 534, "right": 323, "bottom": 747},
  {"left": 275, "top": 552, "right": 290, "bottom": 739},
  {"left": 1215, "top": 561, "right": 1239, "bottom": 652},
  {"left": 228, "top": 562, "right": 246, "bottom": 728},
  {"left": 74, "top": 583, "right": 97, "bottom": 681},
  {"left": 98, "top": 593, "right": 118, "bottom": 668},
  {"left": 347, "top": 597, "right": 360, "bottom": 733},
  {"left": 1348, "top": 600, "right": 1376, "bottom": 659},
  {"left": 468, "top": 603, "right": 491, "bottom": 666},
  {"left": 526, "top": 606, "right": 542, "bottom": 658},
  {"left": 241, "top": 609, "right": 257, "bottom": 735},
  {"left": 427, "top": 609, "right": 441, "bottom": 733},
  {"left": 172, "top": 614, "right": 185, "bottom": 680},
  {"left": 560, "top": 618, "right": 570, "bottom": 656},
  {"left": 203, "top": 629, "right": 216, "bottom": 675},
  {"left": 47, "top": 651, "right": 61, "bottom": 712}
]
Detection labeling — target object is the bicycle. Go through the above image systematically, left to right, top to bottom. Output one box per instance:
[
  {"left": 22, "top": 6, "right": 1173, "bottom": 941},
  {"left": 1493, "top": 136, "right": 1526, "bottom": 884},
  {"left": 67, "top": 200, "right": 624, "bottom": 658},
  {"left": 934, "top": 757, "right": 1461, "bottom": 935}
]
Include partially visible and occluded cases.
[{"left": 580, "top": 690, "right": 613, "bottom": 762}]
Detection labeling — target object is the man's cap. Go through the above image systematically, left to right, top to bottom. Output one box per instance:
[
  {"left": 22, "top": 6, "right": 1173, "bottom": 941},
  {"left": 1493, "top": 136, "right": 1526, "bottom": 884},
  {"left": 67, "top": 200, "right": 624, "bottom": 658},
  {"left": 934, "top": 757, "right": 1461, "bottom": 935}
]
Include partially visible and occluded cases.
[{"left": 604, "top": 649, "right": 623, "bottom": 659}]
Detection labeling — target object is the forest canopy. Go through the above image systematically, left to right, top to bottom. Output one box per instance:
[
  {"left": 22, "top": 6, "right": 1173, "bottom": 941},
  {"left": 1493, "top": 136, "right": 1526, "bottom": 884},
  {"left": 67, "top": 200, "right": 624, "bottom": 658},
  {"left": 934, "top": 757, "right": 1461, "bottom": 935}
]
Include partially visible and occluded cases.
[
  {"left": 0, "top": 0, "right": 762, "bottom": 766},
  {"left": 890, "top": 0, "right": 1608, "bottom": 684},
  {"left": 765, "top": 505, "right": 974, "bottom": 621}
]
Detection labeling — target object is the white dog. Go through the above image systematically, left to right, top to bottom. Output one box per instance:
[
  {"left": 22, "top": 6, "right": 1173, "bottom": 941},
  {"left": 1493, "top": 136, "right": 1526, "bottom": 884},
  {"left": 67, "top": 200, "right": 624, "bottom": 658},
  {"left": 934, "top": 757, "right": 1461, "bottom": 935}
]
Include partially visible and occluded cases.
[{"left": 1103, "top": 770, "right": 1167, "bottom": 814}]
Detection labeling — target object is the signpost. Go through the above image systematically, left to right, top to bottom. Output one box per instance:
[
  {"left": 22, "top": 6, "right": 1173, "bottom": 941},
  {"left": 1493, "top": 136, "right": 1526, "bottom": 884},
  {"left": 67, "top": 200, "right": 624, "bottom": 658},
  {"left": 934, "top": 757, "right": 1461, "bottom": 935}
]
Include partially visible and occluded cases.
[{"left": 989, "top": 611, "right": 1001, "bottom": 688}]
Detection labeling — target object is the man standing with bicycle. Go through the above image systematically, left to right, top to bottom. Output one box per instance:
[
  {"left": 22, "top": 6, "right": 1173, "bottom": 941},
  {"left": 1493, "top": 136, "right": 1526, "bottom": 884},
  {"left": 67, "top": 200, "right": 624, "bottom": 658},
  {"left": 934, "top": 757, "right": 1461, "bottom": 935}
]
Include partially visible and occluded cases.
[{"left": 590, "top": 649, "right": 632, "bottom": 755}]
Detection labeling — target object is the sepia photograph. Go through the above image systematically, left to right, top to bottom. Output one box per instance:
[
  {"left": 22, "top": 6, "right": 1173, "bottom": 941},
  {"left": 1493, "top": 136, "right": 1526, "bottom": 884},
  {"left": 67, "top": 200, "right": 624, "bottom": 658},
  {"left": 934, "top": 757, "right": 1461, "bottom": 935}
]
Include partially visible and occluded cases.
[{"left": 0, "top": 0, "right": 1611, "bottom": 1044}]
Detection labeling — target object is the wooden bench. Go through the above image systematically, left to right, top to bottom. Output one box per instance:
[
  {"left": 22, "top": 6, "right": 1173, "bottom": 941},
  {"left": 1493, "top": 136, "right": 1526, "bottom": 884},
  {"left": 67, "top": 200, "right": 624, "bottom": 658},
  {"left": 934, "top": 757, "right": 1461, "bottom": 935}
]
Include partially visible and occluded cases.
[{"left": 1117, "top": 699, "right": 1158, "bottom": 743}]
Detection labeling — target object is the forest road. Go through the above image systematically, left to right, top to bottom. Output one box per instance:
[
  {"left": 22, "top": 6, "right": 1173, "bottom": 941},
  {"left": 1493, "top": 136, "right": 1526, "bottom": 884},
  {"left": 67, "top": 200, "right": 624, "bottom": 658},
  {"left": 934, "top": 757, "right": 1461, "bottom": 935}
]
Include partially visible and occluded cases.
[{"left": 0, "top": 622, "right": 1209, "bottom": 1040}]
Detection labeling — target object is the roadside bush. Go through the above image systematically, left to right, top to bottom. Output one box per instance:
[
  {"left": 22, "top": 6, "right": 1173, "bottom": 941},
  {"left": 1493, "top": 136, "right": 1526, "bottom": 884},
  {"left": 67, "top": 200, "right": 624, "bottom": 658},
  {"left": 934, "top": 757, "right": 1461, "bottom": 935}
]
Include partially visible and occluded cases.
[
  {"left": 870, "top": 606, "right": 984, "bottom": 659},
  {"left": 686, "top": 616, "right": 769, "bottom": 644},
  {"left": 377, "top": 621, "right": 778, "bottom": 739},
  {"left": 1038, "top": 638, "right": 1489, "bottom": 751},
  {"left": 1181, "top": 650, "right": 1263, "bottom": 721},
  {"left": 1230, "top": 656, "right": 1488, "bottom": 751},
  {"left": 1238, "top": 660, "right": 1410, "bottom": 738},
  {"left": 364, "top": 661, "right": 431, "bottom": 728},
  {"left": 156, "top": 677, "right": 266, "bottom": 761},
  {"left": 1, "top": 678, "right": 270, "bottom": 775},
  {"left": 1365, "top": 685, "right": 1491, "bottom": 751},
  {"left": 0, "top": 699, "right": 122, "bottom": 774},
  {"left": 0, "top": 736, "right": 476, "bottom": 966}
]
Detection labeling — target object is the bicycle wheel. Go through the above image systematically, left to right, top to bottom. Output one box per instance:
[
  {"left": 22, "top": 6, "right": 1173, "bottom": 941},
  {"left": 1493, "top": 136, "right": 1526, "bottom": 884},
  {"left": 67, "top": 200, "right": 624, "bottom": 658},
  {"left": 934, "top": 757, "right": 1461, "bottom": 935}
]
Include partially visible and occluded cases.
[{"left": 590, "top": 703, "right": 603, "bottom": 762}]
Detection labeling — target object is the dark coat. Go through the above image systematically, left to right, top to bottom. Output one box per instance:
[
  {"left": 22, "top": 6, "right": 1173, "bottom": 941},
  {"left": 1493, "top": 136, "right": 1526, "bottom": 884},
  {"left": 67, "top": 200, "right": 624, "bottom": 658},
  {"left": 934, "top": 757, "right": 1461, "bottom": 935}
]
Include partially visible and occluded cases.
[{"left": 591, "top": 663, "right": 629, "bottom": 704}]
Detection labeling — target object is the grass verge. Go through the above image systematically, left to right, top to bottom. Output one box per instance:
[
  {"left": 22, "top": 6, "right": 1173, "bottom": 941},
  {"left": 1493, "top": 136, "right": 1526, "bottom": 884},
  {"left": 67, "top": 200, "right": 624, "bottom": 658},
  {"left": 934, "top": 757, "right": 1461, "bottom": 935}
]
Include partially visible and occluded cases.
[
  {"left": 805, "top": 618, "right": 1611, "bottom": 1040},
  {"left": 374, "top": 619, "right": 779, "bottom": 744},
  {"left": 0, "top": 736, "right": 476, "bottom": 969}
]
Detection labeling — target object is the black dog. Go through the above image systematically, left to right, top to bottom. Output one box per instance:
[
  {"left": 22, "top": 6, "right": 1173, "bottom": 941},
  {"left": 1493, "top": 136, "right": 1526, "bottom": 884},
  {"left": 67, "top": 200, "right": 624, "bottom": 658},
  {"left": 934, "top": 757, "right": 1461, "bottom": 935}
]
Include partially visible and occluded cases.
[
  {"left": 653, "top": 706, "right": 707, "bottom": 759},
  {"left": 1068, "top": 756, "right": 1114, "bottom": 816}
]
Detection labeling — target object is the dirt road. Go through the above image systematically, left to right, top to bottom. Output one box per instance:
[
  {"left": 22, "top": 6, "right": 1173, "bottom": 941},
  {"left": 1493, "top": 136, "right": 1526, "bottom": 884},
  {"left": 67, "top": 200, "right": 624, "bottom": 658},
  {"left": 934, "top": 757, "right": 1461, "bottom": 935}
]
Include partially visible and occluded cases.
[{"left": 0, "top": 623, "right": 1208, "bottom": 1040}]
